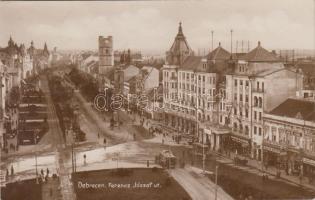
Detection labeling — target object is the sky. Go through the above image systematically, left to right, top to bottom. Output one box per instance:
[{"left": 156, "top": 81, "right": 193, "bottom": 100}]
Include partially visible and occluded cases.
[{"left": 0, "top": 0, "right": 314, "bottom": 54}]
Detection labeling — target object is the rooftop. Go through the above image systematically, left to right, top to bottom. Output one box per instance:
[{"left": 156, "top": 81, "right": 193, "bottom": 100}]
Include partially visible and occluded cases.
[
  {"left": 240, "top": 41, "right": 279, "bottom": 62},
  {"left": 206, "top": 43, "right": 231, "bottom": 61},
  {"left": 269, "top": 98, "right": 315, "bottom": 121}
]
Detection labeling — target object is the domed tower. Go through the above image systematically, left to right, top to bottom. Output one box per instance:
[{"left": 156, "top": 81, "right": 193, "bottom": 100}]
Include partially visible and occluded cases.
[{"left": 166, "top": 22, "right": 194, "bottom": 66}]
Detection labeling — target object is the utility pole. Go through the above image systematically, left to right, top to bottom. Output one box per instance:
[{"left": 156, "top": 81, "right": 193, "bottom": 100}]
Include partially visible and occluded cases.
[
  {"left": 230, "top": 29, "right": 233, "bottom": 55},
  {"left": 211, "top": 30, "right": 214, "bottom": 52},
  {"left": 34, "top": 129, "right": 38, "bottom": 184},
  {"left": 215, "top": 165, "right": 219, "bottom": 200}
]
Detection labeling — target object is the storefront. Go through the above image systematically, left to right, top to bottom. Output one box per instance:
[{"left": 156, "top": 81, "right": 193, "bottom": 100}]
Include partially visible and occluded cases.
[
  {"left": 230, "top": 135, "right": 251, "bottom": 157},
  {"left": 262, "top": 144, "right": 281, "bottom": 167},
  {"left": 286, "top": 149, "right": 303, "bottom": 175},
  {"left": 303, "top": 156, "right": 315, "bottom": 182}
]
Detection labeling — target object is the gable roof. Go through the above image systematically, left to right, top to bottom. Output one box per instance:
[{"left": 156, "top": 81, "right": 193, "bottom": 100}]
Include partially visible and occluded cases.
[
  {"left": 241, "top": 41, "right": 278, "bottom": 62},
  {"left": 269, "top": 98, "right": 315, "bottom": 121}
]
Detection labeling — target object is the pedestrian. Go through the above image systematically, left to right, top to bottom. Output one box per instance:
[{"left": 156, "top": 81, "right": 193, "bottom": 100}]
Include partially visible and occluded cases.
[
  {"left": 98, "top": 133, "right": 100, "bottom": 138},
  {"left": 103, "top": 138, "right": 107, "bottom": 145},
  {"left": 162, "top": 138, "right": 164, "bottom": 144},
  {"left": 83, "top": 154, "right": 86, "bottom": 165},
  {"left": 147, "top": 160, "right": 149, "bottom": 168},
  {"left": 11, "top": 165, "right": 14, "bottom": 176},
  {"left": 6, "top": 168, "right": 9, "bottom": 178},
  {"left": 46, "top": 168, "right": 50, "bottom": 176},
  {"left": 41, "top": 169, "right": 44, "bottom": 176}
]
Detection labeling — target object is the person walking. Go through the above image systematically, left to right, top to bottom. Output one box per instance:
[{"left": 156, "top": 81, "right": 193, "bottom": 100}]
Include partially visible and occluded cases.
[{"left": 46, "top": 168, "right": 50, "bottom": 176}]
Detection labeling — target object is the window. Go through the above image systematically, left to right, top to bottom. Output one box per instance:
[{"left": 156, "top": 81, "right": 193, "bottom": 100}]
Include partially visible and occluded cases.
[
  {"left": 203, "top": 76, "right": 205, "bottom": 82},
  {"left": 234, "top": 79, "right": 237, "bottom": 87},
  {"left": 240, "top": 80, "right": 243, "bottom": 86},
  {"left": 245, "top": 81, "right": 249, "bottom": 87},
  {"left": 257, "top": 82, "right": 260, "bottom": 90},
  {"left": 262, "top": 82, "right": 264, "bottom": 92},
  {"left": 203, "top": 88, "right": 205, "bottom": 94},
  {"left": 234, "top": 93, "right": 237, "bottom": 101},
  {"left": 240, "top": 94, "right": 243, "bottom": 102},
  {"left": 245, "top": 95, "right": 249, "bottom": 103},
  {"left": 254, "top": 96, "right": 258, "bottom": 107},
  {"left": 234, "top": 108, "right": 237, "bottom": 115},
  {"left": 240, "top": 109, "right": 243, "bottom": 116},
  {"left": 245, "top": 109, "right": 249, "bottom": 118},
  {"left": 254, "top": 111, "right": 257, "bottom": 120},
  {"left": 259, "top": 112, "right": 262, "bottom": 121},
  {"left": 233, "top": 123, "right": 238, "bottom": 130},
  {"left": 245, "top": 126, "right": 249, "bottom": 135},
  {"left": 254, "top": 126, "right": 257, "bottom": 135},
  {"left": 259, "top": 128, "right": 262, "bottom": 136}
]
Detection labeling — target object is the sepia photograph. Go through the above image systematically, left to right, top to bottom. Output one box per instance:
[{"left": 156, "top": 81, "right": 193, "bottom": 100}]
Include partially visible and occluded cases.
[{"left": 0, "top": 0, "right": 315, "bottom": 199}]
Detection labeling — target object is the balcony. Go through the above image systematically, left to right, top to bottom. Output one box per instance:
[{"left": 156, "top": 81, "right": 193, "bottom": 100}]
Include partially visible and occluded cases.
[
  {"left": 170, "top": 75, "right": 177, "bottom": 80},
  {"left": 252, "top": 88, "right": 264, "bottom": 93}
]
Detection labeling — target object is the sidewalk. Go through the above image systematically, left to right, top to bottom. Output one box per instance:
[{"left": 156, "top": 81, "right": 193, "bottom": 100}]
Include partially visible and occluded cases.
[
  {"left": 208, "top": 150, "right": 315, "bottom": 192},
  {"left": 169, "top": 166, "right": 233, "bottom": 200}
]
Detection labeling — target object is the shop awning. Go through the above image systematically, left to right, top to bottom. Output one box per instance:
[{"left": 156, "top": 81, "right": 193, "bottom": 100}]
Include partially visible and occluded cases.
[
  {"left": 231, "top": 135, "right": 249, "bottom": 146},
  {"left": 263, "top": 145, "right": 281, "bottom": 154},
  {"left": 303, "top": 158, "right": 315, "bottom": 167}
]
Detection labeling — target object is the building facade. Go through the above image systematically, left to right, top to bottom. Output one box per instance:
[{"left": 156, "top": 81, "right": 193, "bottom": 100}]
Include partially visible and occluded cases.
[{"left": 264, "top": 98, "right": 315, "bottom": 180}]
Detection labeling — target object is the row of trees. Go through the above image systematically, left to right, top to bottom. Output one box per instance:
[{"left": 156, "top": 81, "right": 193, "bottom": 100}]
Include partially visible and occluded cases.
[
  {"left": 68, "top": 67, "right": 98, "bottom": 102},
  {"left": 47, "top": 73, "right": 85, "bottom": 142}
]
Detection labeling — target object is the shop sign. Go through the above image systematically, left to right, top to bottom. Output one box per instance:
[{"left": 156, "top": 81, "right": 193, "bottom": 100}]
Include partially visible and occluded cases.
[
  {"left": 231, "top": 136, "right": 248, "bottom": 145},
  {"left": 263, "top": 145, "right": 280, "bottom": 154},
  {"left": 303, "top": 158, "right": 315, "bottom": 167}
]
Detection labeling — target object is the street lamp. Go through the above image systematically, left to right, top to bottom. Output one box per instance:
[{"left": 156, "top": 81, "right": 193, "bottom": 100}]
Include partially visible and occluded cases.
[{"left": 34, "top": 129, "right": 39, "bottom": 184}]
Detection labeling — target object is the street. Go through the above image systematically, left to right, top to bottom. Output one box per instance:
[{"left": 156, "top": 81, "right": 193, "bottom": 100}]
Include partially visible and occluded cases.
[{"left": 2, "top": 70, "right": 315, "bottom": 200}]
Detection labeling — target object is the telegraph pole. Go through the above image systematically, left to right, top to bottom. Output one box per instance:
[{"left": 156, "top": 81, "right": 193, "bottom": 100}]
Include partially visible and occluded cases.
[
  {"left": 230, "top": 29, "right": 233, "bottom": 54},
  {"left": 211, "top": 30, "right": 214, "bottom": 52},
  {"left": 215, "top": 165, "right": 219, "bottom": 200}
]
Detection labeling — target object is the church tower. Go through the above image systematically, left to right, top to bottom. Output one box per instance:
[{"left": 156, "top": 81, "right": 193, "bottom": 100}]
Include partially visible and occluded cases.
[
  {"left": 166, "top": 22, "right": 194, "bottom": 66},
  {"left": 98, "top": 36, "right": 113, "bottom": 75}
]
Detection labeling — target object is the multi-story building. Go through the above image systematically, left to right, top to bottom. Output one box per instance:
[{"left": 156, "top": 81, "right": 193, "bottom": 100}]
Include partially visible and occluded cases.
[
  {"left": 163, "top": 23, "right": 232, "bottom": 147},
  {"left": 27, "top": 41, "right": 50, "bottom": 72},
  {"left": 227, "top": 42, "right": 304, "bottom": 160},
  {"left": 296, "top": 61, "right": 315, "bottom": 100},
  {"left": 264, "top": 98, "right": 315, "bottom": 180}
]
